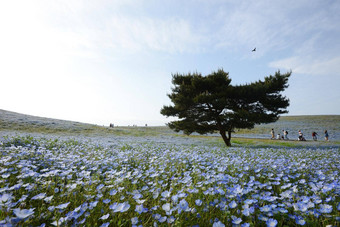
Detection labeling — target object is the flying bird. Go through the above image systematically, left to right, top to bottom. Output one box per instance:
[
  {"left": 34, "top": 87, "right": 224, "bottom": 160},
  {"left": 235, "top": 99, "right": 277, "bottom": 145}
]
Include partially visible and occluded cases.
[{"left": 252, "top": 48, "right": 256, "bottom": 52}]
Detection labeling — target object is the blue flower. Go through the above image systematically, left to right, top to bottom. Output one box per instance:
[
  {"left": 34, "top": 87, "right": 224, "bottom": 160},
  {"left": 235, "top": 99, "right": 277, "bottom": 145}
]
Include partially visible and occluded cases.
[
  {"left": 1, "top": 173, "right": 11, "bottom": 178},
  {"left": 298, "top": 179, "right": 306, "bottom": 184},
  {"left": 96, "top": 184, "right": 104, "bottom": 191},
  {"left": 322, "top": 184, "right": 334, "bottom": 193},
  {"left": 141, "top": 185, "right": 149, "bottom": 191},
  {"left": 152, "top": 188, "right": 160, "bottom": 199},
  {"left": 109, "top": 189, "right": 117, "bottom": 196},
  {"left": 161, "top": 190, "right": 170, "bottom": 198},
  {"left": 280, "top": 190, "right": 293, "bottom": 199},
  {"left": 0, "top": 193, "right": 13, "bottom": 205},
  {"left": 31, "top": 193, "right": 46, "bottom": 200},
  {"left": 97, "top": 193, "right": 103, "bottom": 199},
  {"left": 133, "top": 193, "right": 143, "bottom": 200},
  {"left": 171, "top": 194, "right": 179, "bottom": 203},
  {"left": 44, "top": 195, "right": 53, "bottom": 203},
  {"left": 325, "top": 197, "right": 332, "bottom": 203},
  {"left": 179, "top": 199, "right": 189, "bottom": 211},
  {"left": 195, "top": 199, "right": 203, "bottom": 206},
  {"left": 229, "top": 200, "right": 237, "bottom": 209},
  {"left": 89, "top": 201, "right": 98, "bottom": 209},
  {"left": 55, "top": 202, "right": 70, "bottom": 210},
  {"left": 111, "top": 202, "right": 130, "bottom": 213},
  {"left": 293, "top": 202, "right": 309, "bottom": 212},
  {"left": 162, "top": 203, "right": 171, "bottom": 212},
  {"left": 74, "top": 204, "right": 82, "bottom": 212},
  {"left": 135, "top": 204, "right": 148, "bottom": 214},
  {"left": 319, "top": 204, "right": 333, "bottom": 213},
  {"left": 151, "top": 205, "right": 159, "bottom": 211},
  {"left": 260, "top": 205, "right": 272, "bottom": 212},
  {"left": 13, "top": 208, "right": 35, "bottom": 219},
  {"left": 242, "top": 208, "right": 250, "bottom": 216},
  {"left": 277, "top": 208, "right": 288, "bottom": 213},
  {"left": 154, "top": 213, "right": 161, "bottom": 220},
  {"left": 100, "top": 214, "right": 109, "bottom": 220},
  {"left": 258, "top": 214, "right": 268, "bottom": 221},
  {"left": 159, "top": 216, "right": 167, "bottom": 223},
  {"left": 167, "top": 216, "right": 175, "bottom": 224},
  {"left": 51, "top": 217, "right": 66, "bottom": 226},
  {"left": 77, "top": 217, "right": 86, "bottom": 224},
  {"left": 131, "top": 217, "right": 138, "bottom": 225},
  {"left": 232, "top": 217, "right": 242, "bottom": 225},
  {"left": 295, "top": 217, "right": 306, "bottom": 225},
  {"left": 266, "top": 218, "right": 277, "bottom": 227},
  {"left": 212, "top": 220, "right": 225, "bottom": 227},
  {"left": 100, "top": 222, "right": 110, "bottom": 227},
  {"left": 241, "top": 223, "right": 250, "bottom": 227}
]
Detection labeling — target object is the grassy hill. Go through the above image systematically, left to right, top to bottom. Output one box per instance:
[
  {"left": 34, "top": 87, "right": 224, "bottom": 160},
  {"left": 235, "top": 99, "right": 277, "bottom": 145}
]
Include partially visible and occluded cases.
[
  {"left": 0, "top": 109, "right": 172, "bottom": 137},
  {"left": 1, "top": 109, "right": 339, "bottom": 147}
]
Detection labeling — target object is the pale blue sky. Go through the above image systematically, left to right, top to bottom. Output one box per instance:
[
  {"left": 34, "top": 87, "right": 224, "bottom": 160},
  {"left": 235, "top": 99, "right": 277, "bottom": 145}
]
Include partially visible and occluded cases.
[{"left": 1, "top": 0, "right": 339, "bottom": 126}]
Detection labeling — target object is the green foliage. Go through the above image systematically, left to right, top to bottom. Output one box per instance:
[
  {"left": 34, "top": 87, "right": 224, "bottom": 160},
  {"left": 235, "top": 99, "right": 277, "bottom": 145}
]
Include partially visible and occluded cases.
[{"left": 161, "top": 69, "right": 291, "bottom": 146}]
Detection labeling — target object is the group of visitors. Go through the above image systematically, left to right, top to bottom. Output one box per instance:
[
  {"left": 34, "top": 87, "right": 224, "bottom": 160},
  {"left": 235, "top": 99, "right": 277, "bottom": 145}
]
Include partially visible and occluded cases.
[
  {"left": 271, "top": 129, "right": 329, "bottom": 141},
  {"left": 271, "top": 129, "right": 289, "bottom": 140},
  {"left": 271, "top": 129, "right": 288, "bottom": 140},
  {"left": 298, "top": 130, "right": 329, "bottom": 141}
]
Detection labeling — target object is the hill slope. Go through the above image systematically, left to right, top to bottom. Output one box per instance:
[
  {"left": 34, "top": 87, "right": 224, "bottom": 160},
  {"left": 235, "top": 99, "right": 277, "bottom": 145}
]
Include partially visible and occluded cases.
[
  {"left": 0, "top": 109, "right": 101, "bottom": 133},
  {"left": 0, "top": 109, "right": 171, "bottom": 137},
  {"left": 1, "top": 109, "right": 339, "bottom": 141}
]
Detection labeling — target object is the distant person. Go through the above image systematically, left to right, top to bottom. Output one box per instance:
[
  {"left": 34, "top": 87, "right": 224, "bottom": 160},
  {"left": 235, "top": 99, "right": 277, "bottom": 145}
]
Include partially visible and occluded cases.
[
  {"left": 271, "top": 129, "right": 275, "bottom": 139},
  {"left": 284, "top": 130, "right": 289, "bottom": 140},
  {"left": 298, "top": 130, "right": 306, "bottom": 141},
  {"left": 324, "top": 130, "right": 329, "bottom": 141},
  {"left": 312, "top": 132, "right": 318, "bottom": 141},
  {"left": 277, "top": 133, "right": 281, "bottom": 140}
]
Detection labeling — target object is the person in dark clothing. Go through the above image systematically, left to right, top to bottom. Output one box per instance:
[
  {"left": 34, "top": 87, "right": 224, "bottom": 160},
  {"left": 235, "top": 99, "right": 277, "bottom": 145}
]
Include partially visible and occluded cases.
[{"left": 312, "top": 132, "right": 318, "bottom": 141}]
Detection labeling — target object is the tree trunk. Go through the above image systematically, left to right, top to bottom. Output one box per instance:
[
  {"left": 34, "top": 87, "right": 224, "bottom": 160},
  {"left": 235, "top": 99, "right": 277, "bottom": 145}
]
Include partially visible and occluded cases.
[{"left": 220, "top": 129, "right": 231, "bottom": 146}]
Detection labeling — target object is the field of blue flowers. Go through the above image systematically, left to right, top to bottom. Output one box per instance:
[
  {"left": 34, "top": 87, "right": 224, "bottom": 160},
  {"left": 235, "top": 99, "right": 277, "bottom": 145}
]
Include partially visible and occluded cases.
[{"left": 0, "top": 135, "right": 339, "bottom": 226}]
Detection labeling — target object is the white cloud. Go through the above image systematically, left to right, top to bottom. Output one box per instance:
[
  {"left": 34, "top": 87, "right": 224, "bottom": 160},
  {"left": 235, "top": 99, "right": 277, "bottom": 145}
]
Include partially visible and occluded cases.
[
  {"left": 29, "top": 0, "right": 207, "bottom": 55},
  {"left": 103, "top": 16, "right": 205, "bottom": 54},
  {"left": 269, "top": 55, "right": 340, "bottom": 76}
]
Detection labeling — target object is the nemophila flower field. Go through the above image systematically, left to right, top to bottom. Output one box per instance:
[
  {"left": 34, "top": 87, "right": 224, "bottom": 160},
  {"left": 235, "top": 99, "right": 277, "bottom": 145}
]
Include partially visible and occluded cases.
[{"left": 0, "top": 135, "right": 339, "bottom": 226}]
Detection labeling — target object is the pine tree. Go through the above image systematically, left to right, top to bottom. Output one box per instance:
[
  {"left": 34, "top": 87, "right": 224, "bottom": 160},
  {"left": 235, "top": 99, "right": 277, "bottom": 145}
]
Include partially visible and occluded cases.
[{"left": 161, "top": 69, "right": 291, "bottom": 146}]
